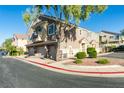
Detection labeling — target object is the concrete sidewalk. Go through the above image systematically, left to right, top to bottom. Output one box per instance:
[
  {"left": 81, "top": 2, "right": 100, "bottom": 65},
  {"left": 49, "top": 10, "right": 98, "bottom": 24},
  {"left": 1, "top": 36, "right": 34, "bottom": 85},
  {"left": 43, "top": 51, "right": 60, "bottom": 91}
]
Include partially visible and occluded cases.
[{"left": 14, "top": 56, "right": 124, "bottom": 77}]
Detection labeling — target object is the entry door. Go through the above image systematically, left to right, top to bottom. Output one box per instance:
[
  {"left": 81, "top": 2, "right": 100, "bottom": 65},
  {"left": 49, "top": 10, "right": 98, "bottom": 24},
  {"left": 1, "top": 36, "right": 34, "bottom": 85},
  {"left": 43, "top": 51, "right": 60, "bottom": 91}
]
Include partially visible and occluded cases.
[
  {"left": 82, "top": 43, "right": 86, "bottom": 52},
  {"left": 69, "top": 46, "right": 73, "bottom": 58}
]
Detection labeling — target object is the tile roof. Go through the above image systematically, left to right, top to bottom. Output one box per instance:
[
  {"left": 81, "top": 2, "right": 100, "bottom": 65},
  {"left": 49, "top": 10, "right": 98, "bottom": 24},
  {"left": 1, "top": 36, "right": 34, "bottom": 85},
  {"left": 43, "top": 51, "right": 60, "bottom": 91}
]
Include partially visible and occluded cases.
[
  {"left": 101, "top": 30, "right": 120, "bottom": 35},
  {"left": 14, "top": 34, "right": 30, "bottom": 39}
]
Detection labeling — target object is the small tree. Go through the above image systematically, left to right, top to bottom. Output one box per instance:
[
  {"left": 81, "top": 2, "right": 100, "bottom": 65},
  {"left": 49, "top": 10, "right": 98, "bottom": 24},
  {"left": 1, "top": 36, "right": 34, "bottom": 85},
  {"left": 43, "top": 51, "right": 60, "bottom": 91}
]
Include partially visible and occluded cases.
[
  {"left": 2, "top": 38, "right": 24, "bottom": 56},
  {"left": 2, "top": 38, "right": 13, "bottom": 55},
  {"left": 9, "top": 45, "right": 18, "bottom": 56}
]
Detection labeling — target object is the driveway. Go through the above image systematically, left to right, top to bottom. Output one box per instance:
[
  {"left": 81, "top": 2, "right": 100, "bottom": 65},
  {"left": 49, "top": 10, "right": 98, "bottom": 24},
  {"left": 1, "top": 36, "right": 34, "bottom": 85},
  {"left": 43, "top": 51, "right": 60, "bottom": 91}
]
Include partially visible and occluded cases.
[
  {"left": 100, "top": 52, "right": 124, "bottom": 59},
  {"left": 1, "top": 57, "right": 124, "bottom": 88}
]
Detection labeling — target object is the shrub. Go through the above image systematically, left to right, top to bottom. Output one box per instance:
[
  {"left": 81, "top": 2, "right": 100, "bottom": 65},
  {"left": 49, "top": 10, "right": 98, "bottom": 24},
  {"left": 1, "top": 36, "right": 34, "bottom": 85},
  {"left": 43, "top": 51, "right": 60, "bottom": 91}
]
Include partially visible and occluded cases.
[
  {"left": 111, "top": 45, "right": 116, "bottom": 49},
  {"left": 17, "top": 47, "right": 24, "bottom": 55},
  {"left": 87, "top": 47, "right": 97, "bottom": 58},
  {"left": 87, "top": 47, "right": 96, "bottom": 54},
  {"left": 10, "top": 50, "right": 18, "bottom": 56},
  {"left": 89, "top": 51, "right": 97, "bottom": 58},
  {"left": 75, "top": 52, "right": 86, "bottom": 59},
  {"left": 74, "top": 59, "right": 83, "bottom": 64},
  {"left": 97, "top": 59, "right": 109, "bottom": 64}
]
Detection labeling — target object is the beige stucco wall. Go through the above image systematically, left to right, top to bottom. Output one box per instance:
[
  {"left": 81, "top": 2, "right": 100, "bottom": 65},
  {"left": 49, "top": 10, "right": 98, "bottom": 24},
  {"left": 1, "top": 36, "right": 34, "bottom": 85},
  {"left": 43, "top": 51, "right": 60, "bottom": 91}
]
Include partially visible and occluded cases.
[
  {"left": 29, "top": 21, "right": 48, "bottom": 42},
  {"left": 59, "top": 27, "right": 99, "bottom": 58},
  {"left": 99, "top": 32, "right": 118, "bottom": 43},
  {"left": 99, "top": 32, "right": 124, "bottom": 48},
  {"left": 12, "top": 38, "right": 28, "bottom": 52}
]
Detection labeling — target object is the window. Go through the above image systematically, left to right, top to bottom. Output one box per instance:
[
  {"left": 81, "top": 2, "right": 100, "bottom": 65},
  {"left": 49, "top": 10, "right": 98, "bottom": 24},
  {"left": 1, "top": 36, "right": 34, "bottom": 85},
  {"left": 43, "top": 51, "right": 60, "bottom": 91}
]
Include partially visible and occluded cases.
[
  {"left": 48, "top": 23, "right": 56, "bottom": 35},
  {"left": 36, "top": 26, "right": 42, "bottom": 32},
  {"left": 32, "top": 31, "right": 38, "bottom": 39},
  {"left": 104, "top": 35, "right": 106, "bottom": 37},
  {"left": 116, "top": 35, "right": 119, "bottom": 39},
  {"left": 110, "top": 36, "right": 114, "bottom": 39}
]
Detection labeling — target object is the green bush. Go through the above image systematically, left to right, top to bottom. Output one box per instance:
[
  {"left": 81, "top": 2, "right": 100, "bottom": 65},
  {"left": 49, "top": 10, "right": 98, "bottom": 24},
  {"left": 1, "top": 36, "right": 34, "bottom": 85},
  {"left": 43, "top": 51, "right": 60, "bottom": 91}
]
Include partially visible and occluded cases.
[
  {"left": 9, "top": 47, "right": 24, "bottom": 56},
  {"left": 18, "top": 47, "right": 24, "bottom": 55},
  {"left": 87, "top": 47, "right": 97, "bottom": 58},
  {"left": 87, "top": 47, "right": 96, "bottom": 54},
  {"left": 10, "top": 50, "right": 18, "bottom": 56},
  {"left": 89, "top": 51, "right": 97, "bottom": 58},
  {"left": 75, "top": 52, "right": 86, "bottom": 59},
  {"left": 74, "top": 59, "right": 83, "bottom": 64},
  {"left": 97, "top": 59, "right": 109, "bottom": 64}
]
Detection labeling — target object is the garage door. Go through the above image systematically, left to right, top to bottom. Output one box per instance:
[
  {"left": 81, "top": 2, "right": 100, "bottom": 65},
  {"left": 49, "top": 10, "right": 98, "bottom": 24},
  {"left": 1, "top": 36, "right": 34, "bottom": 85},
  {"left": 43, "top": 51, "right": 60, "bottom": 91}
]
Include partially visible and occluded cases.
[{"left": 48, "top": 45, "right": 56, "bottom": 60}]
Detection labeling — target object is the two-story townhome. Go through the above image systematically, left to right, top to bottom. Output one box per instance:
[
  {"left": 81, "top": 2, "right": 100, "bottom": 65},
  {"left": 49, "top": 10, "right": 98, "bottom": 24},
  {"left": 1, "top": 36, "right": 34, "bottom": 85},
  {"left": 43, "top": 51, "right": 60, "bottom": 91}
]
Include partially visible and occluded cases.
[
  {"left": 26, "top": 14, "right": 100, "bottom": 61},
  {"left": 99, "top": 30, "right": 124, "bottom": 52},
  {"left": 12, "top": 34, "right": 29, "bottom": 52}
]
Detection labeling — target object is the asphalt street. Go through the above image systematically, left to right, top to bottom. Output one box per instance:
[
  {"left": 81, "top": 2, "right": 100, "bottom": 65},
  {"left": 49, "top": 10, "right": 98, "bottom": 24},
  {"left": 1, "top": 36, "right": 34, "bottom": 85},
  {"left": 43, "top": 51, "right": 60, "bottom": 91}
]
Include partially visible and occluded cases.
[
  {"left": 100, "top": 52, "right": 124, "bottom": 59},
  {"left": 0, "top": 57, "right": 124, "bottom": 88}
]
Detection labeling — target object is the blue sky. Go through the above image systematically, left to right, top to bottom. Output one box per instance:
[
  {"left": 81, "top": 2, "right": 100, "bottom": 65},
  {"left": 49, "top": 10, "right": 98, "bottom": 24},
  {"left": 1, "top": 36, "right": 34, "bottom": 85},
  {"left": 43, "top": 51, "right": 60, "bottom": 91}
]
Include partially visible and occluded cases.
[{"left": 0, "top": 5, "right": 124, "bottom": 45}]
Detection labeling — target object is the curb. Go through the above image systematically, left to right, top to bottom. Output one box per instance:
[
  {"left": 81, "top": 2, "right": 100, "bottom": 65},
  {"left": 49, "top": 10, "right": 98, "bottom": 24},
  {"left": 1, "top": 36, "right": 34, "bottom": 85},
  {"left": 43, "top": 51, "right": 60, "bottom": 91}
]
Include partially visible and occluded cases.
[{"left": 16, "top": 57, "right": 124, "bottom": 75}]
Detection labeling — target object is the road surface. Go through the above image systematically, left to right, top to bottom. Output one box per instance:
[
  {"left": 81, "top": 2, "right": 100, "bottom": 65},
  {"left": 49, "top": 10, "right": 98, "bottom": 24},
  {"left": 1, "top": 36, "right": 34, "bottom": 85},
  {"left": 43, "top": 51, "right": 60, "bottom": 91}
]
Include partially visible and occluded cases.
[
  {"left": 100, "top": 52, "right": 124, "bottom": 59},
  {"left": 0, "top": 57, "right": 124, "bottom": 88}
]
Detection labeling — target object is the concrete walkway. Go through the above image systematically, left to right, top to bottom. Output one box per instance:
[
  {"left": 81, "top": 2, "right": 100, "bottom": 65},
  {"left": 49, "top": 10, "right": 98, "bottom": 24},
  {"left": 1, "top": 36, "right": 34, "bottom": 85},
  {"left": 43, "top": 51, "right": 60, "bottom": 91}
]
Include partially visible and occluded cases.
[{"left": 14, "top": 56, "right": 124, "bottom": 77}]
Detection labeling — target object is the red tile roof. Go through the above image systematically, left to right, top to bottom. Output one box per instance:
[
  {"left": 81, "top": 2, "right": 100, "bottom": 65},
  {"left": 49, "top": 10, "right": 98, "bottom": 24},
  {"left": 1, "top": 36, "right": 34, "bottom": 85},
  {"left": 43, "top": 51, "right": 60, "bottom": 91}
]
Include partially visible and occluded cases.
[{"left": 14, "top": 34, "right": 29, "bottom": 39}]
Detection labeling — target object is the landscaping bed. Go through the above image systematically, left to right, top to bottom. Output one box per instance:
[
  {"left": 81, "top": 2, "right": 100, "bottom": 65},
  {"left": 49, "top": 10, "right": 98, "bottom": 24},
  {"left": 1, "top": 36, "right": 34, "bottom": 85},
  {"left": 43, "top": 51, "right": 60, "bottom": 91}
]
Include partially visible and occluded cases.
[{"left": 63, "top": 57, "right": 124, "bottom": 66}]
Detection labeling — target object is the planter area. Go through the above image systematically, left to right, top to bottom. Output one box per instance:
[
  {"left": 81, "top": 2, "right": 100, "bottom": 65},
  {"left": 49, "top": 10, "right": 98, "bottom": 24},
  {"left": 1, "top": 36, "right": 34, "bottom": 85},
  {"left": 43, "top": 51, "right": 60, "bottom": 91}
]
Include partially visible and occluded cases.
[{"left": 63, "top": 57, "right": 124, "bottom": 66}]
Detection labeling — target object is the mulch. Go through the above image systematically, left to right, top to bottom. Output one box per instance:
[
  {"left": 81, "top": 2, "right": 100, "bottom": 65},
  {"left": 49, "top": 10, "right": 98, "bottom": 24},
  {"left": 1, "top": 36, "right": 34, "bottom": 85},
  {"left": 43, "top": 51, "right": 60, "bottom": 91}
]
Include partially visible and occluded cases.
[{"left": 63, "top": 57, "right": 124, "bottom": 66}]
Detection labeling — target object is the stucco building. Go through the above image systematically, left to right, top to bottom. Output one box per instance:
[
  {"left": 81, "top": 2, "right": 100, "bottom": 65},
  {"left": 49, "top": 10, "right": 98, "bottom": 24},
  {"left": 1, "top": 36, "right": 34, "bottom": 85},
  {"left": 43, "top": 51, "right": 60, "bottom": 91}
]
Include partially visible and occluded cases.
[
  {"left": 26, "top": 14, "right": 100, "bottom": 61},
  {"left": 99, "top": 30, "right": 124, "bottom": 52},
  {"left": 12, "top": 34, "right": 29, "bottom": 52}
]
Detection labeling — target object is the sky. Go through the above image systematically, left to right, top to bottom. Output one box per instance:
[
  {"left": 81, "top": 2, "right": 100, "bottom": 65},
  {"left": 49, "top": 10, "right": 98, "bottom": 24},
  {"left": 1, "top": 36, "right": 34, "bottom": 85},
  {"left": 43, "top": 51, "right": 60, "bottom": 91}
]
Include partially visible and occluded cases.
[{"left": 0, "top": 5, "right": 124, "bottom": 46}]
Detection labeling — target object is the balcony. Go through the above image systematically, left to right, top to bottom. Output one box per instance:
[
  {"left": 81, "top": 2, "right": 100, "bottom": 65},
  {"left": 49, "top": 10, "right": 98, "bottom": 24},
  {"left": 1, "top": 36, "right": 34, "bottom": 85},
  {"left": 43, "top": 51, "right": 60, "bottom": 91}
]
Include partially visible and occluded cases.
[{"left": 109, "top": 38, "right": 120, "bottom": 43}]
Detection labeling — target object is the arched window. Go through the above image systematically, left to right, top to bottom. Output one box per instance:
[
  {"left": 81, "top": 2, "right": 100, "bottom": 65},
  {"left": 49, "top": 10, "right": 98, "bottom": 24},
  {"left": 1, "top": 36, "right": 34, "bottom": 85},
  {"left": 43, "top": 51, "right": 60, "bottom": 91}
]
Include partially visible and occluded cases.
[{"left": 36, "top": 26, "right": 42, "bottom": 32}]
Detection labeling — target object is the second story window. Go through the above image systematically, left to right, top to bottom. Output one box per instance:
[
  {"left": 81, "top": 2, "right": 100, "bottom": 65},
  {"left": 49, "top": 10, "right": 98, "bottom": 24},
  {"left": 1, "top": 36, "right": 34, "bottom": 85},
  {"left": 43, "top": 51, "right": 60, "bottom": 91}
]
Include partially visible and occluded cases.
[
  {"left": 48, "top": 23, "right": 56, "bottom": 35},
  {"left": 36, "top": 26, "right": 42, "bottom": 33},
  {"left": 116, "top": 35, "right": 119, "bottom": 39},
  {"left": 110, "top": 36, "right": 114, "bottom": 39}
]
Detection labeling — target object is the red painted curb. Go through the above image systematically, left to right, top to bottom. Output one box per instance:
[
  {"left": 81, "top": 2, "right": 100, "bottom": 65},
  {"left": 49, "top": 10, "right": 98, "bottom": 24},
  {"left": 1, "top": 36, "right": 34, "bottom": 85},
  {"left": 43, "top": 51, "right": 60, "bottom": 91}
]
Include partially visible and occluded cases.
[{"left": 16, "top": 57, "right": 124, "bottom": 75}]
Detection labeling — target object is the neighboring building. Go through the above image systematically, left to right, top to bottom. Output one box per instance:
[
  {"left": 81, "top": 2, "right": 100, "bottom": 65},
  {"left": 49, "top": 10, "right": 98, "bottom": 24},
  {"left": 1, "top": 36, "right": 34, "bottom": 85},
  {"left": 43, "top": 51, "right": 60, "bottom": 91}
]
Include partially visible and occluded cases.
[
  {"left": 26, "top": 14, "right": 99, "bottom": 61},
  {"left": 99, "top": 30, "right": 124, "bottom": 52},
  {"left": 12, "top": 34, "right": 29, "bottom": 52}
]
